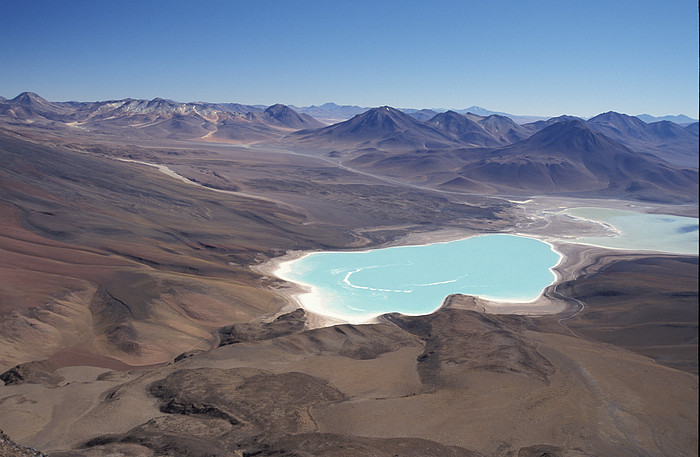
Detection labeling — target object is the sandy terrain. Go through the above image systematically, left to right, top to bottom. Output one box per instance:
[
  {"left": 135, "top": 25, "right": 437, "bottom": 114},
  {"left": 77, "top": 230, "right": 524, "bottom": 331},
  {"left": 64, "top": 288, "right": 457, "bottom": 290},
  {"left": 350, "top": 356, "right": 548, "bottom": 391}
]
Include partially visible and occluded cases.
[{"left": 2, "top": 296, "right": 695, "bottom": 456}]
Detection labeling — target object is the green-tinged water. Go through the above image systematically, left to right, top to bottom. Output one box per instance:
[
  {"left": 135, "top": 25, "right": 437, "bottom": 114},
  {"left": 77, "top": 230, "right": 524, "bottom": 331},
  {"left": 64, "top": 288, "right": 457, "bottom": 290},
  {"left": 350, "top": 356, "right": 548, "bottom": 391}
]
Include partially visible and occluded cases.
[
  {"left": 561, "top": 208, "right": 698, "bottom": 255},
  {"left": 276, "top": 234, "right": 561, "bottom": 323}
]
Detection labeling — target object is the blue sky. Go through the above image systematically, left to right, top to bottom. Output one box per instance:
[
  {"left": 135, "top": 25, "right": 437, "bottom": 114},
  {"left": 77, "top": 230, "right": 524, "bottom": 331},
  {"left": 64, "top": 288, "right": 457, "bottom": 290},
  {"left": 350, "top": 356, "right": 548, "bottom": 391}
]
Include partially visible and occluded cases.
[{"left": 1, "top": 0, "right": 697, "bottom": 117}]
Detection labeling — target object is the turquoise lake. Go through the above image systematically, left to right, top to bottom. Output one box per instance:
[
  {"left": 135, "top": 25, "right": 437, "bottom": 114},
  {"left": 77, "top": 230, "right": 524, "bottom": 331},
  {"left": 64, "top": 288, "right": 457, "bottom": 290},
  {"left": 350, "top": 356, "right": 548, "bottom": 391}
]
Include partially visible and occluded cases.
[
  {"left": 276, "top": 208, "right": 698, "bottom": 323},
  {"left": 561, "top": 208, "right": 699, "bottom": 255},
  {"left": 276, "top": 234, "right": 562, "bottom": 323}
]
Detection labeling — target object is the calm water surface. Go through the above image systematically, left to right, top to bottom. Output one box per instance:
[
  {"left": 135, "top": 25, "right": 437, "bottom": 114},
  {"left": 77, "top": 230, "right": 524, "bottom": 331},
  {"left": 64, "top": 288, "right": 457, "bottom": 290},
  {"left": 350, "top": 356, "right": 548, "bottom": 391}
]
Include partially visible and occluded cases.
[
  {"left": 561, "top": 208, "right": 698, "bottom": 254},
  {"left": 276, "top": 234, "right": 561, "bottom": 323}
]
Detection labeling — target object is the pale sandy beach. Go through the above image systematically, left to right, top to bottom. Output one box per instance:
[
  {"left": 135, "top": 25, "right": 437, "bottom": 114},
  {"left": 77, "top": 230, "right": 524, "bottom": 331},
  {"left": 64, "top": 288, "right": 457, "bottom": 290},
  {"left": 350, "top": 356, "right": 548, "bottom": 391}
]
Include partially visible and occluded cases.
[{"left": 252, "top": 251, "right": 352, "bottom": 328}]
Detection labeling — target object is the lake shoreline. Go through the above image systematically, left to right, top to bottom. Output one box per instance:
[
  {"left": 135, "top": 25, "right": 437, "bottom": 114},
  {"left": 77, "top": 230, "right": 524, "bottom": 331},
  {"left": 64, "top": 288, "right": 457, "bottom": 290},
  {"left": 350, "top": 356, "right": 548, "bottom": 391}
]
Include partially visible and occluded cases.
[
  {"left": 255, "top": 203, "right": 698, "bottom": 328},
  {"left": 254, "top": 234, "right": 603, "bottom": 328}
]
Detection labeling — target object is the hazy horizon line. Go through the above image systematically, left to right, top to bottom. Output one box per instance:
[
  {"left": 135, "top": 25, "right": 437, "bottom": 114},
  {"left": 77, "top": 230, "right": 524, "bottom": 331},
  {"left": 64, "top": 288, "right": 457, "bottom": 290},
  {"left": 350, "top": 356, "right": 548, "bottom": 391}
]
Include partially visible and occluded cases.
[{"left": 3, "top": 90, "right": 698, "bottom": 121}]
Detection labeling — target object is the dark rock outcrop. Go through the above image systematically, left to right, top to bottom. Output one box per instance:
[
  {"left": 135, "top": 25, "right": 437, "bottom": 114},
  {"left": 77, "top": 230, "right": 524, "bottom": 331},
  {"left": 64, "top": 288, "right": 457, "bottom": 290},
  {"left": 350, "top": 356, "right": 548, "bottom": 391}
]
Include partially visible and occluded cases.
[
  {"left": 218, "top": 308, "right": 307, "bottom": 346},
  {"left": 385, "top": 308, "right": 555, "bottom": 388},
  {"left": 0, "top": 360, "right": 64, "bottom": 386},
  {"left": 148, "top": 367, "right": 346, "bottom": 437},
  {"left": 76, "top": 427, "right": 484, "bottom": 457},
  {"left": 0, "top": 430, "right": 49, "bottom": 457},
  {"left": 262, "top": 432, "right": 484, "bottom": 456}
]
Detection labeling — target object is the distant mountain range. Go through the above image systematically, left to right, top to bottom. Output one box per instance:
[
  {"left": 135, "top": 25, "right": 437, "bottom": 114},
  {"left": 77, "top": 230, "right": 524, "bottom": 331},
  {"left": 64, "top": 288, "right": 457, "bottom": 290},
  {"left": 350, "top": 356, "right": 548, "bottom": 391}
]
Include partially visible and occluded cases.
[
  {"left": 0, "top": 92, "right": 323, "bottom": 142},
  {"left": 1, "top": 92, "right": 697, "bottom": 202},
  {"left": 292, "top": 102, "right": 698, "bottom": 126},
  {"left": 292, "top": 102, "right": 547, "bottom": 124},
  {"left": 290, "top": 103, "right": 368, "bottom": 123},
  {"left": 292, "top": 105, "right": 698, "bottom": 167},
  {"left": 290, "top": 106, "right": 697, "bottom": 202},
  {"left": 293, "top": 106, "right": 463, "bottom": 151},
  {"left": 585, "top": 111, "right": 699, "bottom": 167},
  {"left": 636, "top": 113, "right": 697, "bottom": 124}
]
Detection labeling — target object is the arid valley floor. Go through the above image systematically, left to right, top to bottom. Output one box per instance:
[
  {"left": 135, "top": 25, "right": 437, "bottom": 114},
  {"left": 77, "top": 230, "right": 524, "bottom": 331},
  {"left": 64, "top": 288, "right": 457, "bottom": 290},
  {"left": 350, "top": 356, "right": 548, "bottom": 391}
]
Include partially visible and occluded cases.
[{"left": 0, "top": 94, "right": 697, "bottom": 456}]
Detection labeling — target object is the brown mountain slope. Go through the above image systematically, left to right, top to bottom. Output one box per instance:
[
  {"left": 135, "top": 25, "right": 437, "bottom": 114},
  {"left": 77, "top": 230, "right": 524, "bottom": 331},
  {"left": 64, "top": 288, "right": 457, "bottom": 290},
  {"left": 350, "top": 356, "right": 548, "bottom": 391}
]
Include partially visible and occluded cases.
[{"left": 0, "top": 129, "right": 352, "bottom": 370}]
